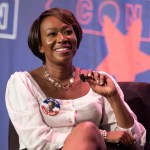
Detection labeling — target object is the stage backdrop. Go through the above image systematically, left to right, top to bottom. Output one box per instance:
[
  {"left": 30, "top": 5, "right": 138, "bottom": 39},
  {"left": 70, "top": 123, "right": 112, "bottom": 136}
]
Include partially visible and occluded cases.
[{"left": 0, "top": 0, "right": 150, "bottom": 149}]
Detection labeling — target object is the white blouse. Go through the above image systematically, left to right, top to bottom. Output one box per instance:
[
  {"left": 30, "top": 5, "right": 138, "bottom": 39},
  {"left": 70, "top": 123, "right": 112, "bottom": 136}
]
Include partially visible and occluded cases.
[{"left": 5, "top": 72, "right": 146, "bottom": 150}]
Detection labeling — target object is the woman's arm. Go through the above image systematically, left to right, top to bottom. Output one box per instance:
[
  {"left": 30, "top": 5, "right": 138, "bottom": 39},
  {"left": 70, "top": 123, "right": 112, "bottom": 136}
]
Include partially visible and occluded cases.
[
  {"left": 84, "top": 70, "right": 146, "bottom": 149},
  {"left": 5, "top": 72, "right": 70, "bottom": 150}
]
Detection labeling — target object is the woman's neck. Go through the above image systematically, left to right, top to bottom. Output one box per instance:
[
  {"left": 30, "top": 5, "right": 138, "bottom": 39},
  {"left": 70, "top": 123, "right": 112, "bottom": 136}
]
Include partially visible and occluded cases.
[{"left": 44, "top": 63, "right": 74, "bottom": 81}]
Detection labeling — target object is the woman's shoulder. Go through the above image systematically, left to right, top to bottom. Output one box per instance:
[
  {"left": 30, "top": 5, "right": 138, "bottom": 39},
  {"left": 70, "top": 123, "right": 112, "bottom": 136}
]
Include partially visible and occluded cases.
[
  {"left": 9, "top": 66, "right": 43, "bottom": 80},
  {"left": 9, "top": 71, "right": 30, "bottom": 80},
  {"left": 6, "top": 72, "right": 32, "bottom": 89},
  {"left": 6, "top": 72, "right": 33, "bottom": 94}
]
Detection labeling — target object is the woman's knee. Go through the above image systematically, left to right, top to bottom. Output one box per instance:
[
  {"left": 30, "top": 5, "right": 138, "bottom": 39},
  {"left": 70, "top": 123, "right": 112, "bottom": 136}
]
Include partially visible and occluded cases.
[
  {"left": 66, "top": 121, "right": 100, "bottom": 140},
  {"left": 75, "top": 121, "right": 99, "bottom": 135},
  {"left": 63, "top": 122, "right": 107, "bottom": 150}
]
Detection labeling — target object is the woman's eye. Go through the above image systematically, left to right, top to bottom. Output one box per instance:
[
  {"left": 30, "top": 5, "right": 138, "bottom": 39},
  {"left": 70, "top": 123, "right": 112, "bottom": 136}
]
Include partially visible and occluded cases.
[
  {"left": 65, "top": 30, "right": 73, "bottom": 35},
  {"left": 48, "top": 32, "right": 56, "bottom": 37}
]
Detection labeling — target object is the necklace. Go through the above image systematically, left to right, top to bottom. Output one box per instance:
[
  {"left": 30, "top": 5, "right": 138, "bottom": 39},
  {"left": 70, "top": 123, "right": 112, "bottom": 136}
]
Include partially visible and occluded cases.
[{"left": 43, "top": 65, "right": 75, "bottom": 90}]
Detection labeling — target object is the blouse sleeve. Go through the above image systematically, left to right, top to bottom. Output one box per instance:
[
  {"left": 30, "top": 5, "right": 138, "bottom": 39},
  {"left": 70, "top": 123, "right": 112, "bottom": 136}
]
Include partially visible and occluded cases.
[
  {"left": 99, "top": 71, "right": 146, "bottom": 149},
  {"left": 5, "top": 72, "right": 70, "bottom": 150}
]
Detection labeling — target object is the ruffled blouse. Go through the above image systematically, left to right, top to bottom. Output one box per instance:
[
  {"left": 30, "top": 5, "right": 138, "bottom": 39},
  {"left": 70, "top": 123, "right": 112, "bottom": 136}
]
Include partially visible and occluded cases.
[{"left": 5, "top": 71, "right": 146, "bottom": 150}]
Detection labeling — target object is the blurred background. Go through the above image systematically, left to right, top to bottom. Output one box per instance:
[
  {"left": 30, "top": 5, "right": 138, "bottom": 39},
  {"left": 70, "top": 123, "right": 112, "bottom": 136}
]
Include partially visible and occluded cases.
[{"left": 1, "top": 0, "right": 150, "bottom": 149}]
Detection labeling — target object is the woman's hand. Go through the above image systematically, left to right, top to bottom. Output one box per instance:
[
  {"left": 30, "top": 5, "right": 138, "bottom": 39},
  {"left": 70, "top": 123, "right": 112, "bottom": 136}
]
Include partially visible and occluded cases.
[
  {"left": 84, "top": 70, "right": 118, "bottom": 99},
  {"left": 106, "top": 131, "right": 135, "bottom": 147}
]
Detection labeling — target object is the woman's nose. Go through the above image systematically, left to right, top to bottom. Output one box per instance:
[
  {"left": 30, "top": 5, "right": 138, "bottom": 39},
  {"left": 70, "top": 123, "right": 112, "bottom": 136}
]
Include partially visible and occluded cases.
[{"left": 56, "top": 33, "right": 67, "bottom": 43}]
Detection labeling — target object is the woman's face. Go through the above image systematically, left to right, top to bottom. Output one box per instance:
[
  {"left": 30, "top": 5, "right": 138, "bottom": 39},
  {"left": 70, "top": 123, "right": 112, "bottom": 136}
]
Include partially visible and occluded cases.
[{"left": 40, "top": 16, "right": 77, "bottom": 65}]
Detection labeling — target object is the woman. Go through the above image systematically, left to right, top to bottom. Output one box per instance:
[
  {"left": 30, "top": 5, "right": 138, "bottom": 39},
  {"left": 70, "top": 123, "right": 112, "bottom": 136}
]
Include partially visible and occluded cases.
[{"left": 5, "top": 8, "right": 146, "bottom": 150}]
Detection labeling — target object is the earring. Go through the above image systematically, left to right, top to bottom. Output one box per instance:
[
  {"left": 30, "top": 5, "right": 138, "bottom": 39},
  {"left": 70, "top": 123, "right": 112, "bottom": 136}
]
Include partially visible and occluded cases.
[{"left": 39, "top": 49, "right": 45, "bottom": 53}]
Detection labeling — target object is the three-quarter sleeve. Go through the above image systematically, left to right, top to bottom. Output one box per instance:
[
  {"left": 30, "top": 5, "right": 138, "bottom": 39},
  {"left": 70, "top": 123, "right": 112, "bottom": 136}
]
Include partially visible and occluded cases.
[{"left": 99, "top": 71, "right": 146, "bottom": 149}]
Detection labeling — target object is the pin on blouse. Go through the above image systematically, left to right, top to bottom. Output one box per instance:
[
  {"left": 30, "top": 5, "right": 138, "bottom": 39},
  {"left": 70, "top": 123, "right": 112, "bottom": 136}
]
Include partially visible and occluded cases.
[{"left": 41, "top": 97, "right": 60, "bottom": 116}]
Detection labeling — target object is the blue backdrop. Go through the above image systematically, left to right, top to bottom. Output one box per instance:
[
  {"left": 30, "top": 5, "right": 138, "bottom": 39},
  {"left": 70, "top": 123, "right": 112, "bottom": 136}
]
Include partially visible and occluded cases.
[{"left": 1, "top": 0, "right": 150, "bottom": 149}]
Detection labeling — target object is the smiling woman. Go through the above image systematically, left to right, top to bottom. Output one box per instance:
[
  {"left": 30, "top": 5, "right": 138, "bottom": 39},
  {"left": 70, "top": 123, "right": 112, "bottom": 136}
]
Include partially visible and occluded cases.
[
  {"left": 5, "top": 7, "right": 146, "bottom": 150},
  {"left": 27, "top": 8, "right": 82, "bottom": 64},
  {"left": 39, "top": 16, "right": 77, "bottom": 64}
]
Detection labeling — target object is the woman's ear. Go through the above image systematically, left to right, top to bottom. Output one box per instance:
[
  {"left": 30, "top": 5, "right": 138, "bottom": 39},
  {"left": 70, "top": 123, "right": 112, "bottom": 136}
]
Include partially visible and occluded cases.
[{"left": 39, "top": 46, "right": 45, "bottom": 53}]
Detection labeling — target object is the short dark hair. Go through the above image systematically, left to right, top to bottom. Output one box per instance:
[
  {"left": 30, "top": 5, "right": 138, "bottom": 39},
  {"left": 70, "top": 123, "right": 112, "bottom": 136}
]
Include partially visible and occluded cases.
[{"left": 28, "top": 7, "right": 83, "bottom": 64}]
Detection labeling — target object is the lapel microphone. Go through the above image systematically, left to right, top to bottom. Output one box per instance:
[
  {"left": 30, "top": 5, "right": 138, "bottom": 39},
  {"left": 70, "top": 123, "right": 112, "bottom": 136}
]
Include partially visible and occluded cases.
[
  {"left": 80, "top": 73, "right": 105, "bottom": 86},
  {"left": 79, "top": 74, "right": 87, "bottom": 82}
]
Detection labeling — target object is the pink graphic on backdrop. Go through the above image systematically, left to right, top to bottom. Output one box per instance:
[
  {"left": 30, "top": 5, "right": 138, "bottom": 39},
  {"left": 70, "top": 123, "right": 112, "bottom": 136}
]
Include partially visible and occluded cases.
[
  {"left": 44, "top": 0, "right": 150, "bottom": 81},
  {"left": 45, "top": 0, "right": 53, "bottom": 10},
  {"left": 76, "top": 0, "right": 93, "bottom": 25},
  {"left": 96, "top": 16, "right": 150, "bottom": 81}
]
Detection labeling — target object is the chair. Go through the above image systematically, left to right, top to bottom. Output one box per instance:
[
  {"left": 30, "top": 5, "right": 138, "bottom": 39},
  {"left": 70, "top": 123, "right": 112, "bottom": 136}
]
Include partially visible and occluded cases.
[
  {"left": 8, "top": 82, "right": 150, "bottom": 150},
  {"left": 118, "top": 82, "right": 150, "bottom": 150},
  {"left": 9, "top": 120, "right": 19, "bottom": 150}
]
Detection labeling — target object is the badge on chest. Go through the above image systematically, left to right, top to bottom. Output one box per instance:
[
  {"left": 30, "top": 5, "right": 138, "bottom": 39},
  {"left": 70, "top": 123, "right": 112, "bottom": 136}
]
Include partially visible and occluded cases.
[{"left": 41, "top": 98, "right": 60, "bottom": 116}]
